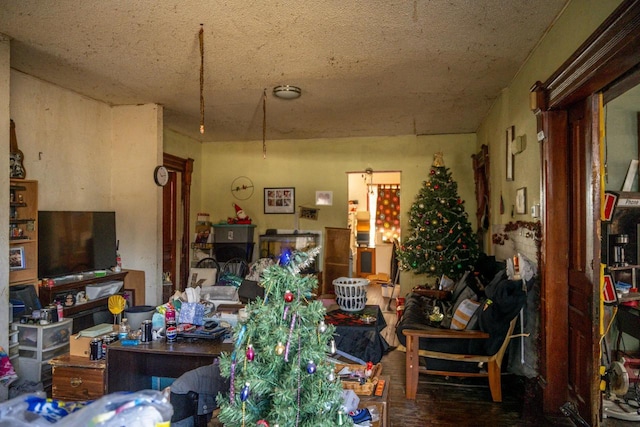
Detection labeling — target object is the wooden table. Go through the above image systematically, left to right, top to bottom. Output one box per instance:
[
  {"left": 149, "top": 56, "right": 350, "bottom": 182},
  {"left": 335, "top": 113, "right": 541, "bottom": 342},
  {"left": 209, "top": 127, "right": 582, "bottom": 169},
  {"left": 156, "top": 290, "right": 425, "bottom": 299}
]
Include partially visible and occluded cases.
[{"left": 106, "top": 339, "right": 233, "bottom": 393}]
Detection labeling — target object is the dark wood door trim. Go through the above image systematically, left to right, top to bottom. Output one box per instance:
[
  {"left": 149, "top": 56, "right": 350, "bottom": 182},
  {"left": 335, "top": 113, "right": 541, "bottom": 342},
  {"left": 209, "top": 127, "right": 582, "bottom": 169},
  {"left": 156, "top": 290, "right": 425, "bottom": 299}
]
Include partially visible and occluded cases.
[
  {"left": 531, "top": 0, "right": 640, "bottom": 422},
  {"left": 541, "top": 0, "right": 640, "bottom": 110},
  {"left": 163, "top": 153, "right": 194, "bottom": 290}
]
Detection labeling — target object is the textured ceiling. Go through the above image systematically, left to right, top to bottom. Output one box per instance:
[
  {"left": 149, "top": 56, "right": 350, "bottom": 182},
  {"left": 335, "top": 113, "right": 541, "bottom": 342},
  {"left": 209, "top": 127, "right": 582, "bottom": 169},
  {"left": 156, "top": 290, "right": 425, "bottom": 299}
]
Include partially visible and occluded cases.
[{"left": 0, "top": 0, "right": 568, "bottom": 142}]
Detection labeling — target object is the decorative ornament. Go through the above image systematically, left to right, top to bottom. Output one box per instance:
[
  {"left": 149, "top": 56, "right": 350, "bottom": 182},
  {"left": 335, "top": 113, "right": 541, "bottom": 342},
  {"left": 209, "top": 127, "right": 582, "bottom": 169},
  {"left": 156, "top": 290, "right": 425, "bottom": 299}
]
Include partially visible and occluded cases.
[
  {"left": 432, "top": 152, "right": 445, "bottom": 166},
  {"left": 430, "top": 169, "right": 435, "bottom": 175},
  {"left": 230, "top": 176, "right": 255, "bottom": 200},
  {"left": 434, "top": 184, "right": 440, "bottom": 190},
  {"left": 228, "top": 203, "right": 252, "bottom": 225},
  {"left": 436, "top": 244, "right": 443, "bottom": 251},
  {"left": 279, "top": 248, "right": 292, "bottom": 265},
  {"left": 429, "top": 265, "right": 436, "bottom": 271},
  {"left": 284, "top": 290, "right": 294, "bottom": 303},
  {"left": 318, "top": 320, "right": 327, "bottom": 333},
  {"left": 328, "top": 338, "right": 337, "bottom": 355},
  {"left": 275, "top": 342, "right": 285, "bottom": 356},
  {"left": 246, "top": 344, "right": 255, "bottom": 361},
  {"left": 306, "top": 360, "right": 317, "bottom": 374},
  {"left": 365, "top": 361, "right": 374, "bottom": 377},
  {"left": 327, "top": 371, "right": 336, "bottom": 382},
  {"left": 240, "top": 382, "right": 250, "bottom": 402},
  {"left": 338, "top": 410, "right": 346, "bottom": 426},
  {"left": 257, "top": 420, "right": 270, "bottom": 427}
]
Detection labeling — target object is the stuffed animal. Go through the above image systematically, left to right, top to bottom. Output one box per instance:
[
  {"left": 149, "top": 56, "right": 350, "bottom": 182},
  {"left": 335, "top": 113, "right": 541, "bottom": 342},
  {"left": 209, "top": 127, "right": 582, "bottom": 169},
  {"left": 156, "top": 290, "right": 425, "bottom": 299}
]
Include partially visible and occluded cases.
[{"left": 228, "top": 203, "right": 252, "bottom": 224}]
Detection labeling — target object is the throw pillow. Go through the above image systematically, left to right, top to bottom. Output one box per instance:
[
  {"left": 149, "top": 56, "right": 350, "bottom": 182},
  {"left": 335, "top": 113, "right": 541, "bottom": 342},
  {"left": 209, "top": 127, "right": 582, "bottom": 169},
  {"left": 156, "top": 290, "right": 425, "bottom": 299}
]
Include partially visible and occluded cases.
[{"left": 450, "top": 298, "right": 481, "bottom": 330}]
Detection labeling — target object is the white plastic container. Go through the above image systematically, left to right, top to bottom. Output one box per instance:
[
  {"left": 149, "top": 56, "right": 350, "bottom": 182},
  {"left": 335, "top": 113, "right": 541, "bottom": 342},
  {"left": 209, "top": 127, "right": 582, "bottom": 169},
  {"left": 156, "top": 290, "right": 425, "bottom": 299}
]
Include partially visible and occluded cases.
[{"left": 333, "top": 278, "right": 369, "bottom": 312}]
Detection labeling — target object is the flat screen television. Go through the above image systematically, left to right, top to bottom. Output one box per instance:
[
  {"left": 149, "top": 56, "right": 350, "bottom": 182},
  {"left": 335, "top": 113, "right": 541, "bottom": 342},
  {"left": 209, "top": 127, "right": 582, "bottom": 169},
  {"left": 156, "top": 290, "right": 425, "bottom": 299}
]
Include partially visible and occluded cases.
[{"left": 38, "top": 211, "right": 117, "bottom": 278}]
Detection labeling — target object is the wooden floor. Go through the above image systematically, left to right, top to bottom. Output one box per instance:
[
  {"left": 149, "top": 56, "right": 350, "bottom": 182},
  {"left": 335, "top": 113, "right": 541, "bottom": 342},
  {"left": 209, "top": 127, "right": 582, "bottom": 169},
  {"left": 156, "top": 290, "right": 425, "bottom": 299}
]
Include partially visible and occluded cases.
[{"left": 366, "top": 282, "right": 636, "bottom": 427}]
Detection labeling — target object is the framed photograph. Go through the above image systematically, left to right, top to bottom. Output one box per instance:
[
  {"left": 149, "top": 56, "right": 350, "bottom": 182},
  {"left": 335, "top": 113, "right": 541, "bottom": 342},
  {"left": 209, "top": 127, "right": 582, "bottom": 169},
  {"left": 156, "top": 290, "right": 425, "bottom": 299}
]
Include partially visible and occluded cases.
[
  {"left": 506, "top": 125, "right": 515, "bottom": 181},
  {"left": 264, "top": 187, "right": 295, "bottom": 214},
  {"left": 516, "top": 187, "right": 527, "bottom": 215},
  {"left": 315, "top": 191, "right": 333, "bottom": 206},
  {"left": 9, "top": 247, "right": 25, "bottom": 270}
]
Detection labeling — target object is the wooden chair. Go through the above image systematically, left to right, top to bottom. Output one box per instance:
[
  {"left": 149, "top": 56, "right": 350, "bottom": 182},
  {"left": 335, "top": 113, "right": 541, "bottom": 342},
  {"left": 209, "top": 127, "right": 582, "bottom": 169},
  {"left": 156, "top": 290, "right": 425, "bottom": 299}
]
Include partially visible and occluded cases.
[{"left": 402, "top": 316, "right": 518, "bottom": 402}]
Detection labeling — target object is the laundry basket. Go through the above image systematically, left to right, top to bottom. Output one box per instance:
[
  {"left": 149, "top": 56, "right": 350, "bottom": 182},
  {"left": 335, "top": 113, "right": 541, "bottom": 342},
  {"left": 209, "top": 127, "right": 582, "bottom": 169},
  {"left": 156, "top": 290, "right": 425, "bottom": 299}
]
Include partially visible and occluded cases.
[{"left": 333, "top": 278, "right": 369, "bottom": 312}]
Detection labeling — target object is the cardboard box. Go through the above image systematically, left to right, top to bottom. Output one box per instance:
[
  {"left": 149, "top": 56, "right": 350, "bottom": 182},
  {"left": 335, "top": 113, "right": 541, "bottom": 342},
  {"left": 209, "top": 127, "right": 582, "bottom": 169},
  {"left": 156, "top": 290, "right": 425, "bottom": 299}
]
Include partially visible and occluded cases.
[
  {"left": 70, "top": 324, "right": 117, "bottom": 357},
  {"left": 70, "top": 334, "right": 93, "bottom": 357}
]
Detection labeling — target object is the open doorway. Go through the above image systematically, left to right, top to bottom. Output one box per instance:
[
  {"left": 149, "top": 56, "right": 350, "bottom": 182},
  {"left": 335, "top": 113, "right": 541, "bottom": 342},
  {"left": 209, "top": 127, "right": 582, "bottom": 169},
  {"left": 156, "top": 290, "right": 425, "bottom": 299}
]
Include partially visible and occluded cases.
[
  {"left": 162, "top": 154, "right": 193, "bottom": 301},
  {"left": 347, "top": 170, "right": 401, "bottom": 279}
]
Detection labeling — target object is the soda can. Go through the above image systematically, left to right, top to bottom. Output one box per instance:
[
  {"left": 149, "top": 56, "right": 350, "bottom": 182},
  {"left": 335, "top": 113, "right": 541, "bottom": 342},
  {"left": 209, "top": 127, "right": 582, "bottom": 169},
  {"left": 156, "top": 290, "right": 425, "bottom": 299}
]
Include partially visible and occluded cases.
[
  {"left": 141, "top": 320, "right": 153, "bottom": 343},
  {"left": 166, "top": 320, "right": 178, "bottom": 343},
  {"left": 101, "top": 335, "right": 112, "bottom": 359},
  {"left": 90, "top": 338, "right": 102, "bottom": 361}
]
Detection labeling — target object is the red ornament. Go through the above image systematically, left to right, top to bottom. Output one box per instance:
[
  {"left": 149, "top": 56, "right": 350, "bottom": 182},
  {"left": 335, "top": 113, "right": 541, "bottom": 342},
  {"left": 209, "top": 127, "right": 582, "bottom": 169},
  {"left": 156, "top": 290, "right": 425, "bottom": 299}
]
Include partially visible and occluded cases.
[
  {"left": 430, "top": 169, "right": 435, "bottom": 175},
  {"left": 434, "top": 185, "right": 440, "bottom": 190},
  {"left": 284, "top": 290, "right": 294, "bottom": 303},
  {"left": 246, "top": 344, "right": 255, "bottom": 361},
  {"left": 257, "top": 420, "right": 270, "bottom": 427}
]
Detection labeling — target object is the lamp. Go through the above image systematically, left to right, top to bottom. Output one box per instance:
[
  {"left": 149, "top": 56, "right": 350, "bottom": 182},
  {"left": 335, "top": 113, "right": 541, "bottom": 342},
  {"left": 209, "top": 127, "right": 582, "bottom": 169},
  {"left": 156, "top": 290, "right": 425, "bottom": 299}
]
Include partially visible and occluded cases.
[{"left": 273, "top": 85, "right": 302, "bottom": 99}]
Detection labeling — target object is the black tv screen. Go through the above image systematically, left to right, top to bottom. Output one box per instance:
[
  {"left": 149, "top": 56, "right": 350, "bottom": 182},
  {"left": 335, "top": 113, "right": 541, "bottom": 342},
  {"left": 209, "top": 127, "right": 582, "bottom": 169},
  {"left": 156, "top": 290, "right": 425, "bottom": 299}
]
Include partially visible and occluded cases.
[{"left": 38, "top": 211, "right": 117, "bottom": 278}]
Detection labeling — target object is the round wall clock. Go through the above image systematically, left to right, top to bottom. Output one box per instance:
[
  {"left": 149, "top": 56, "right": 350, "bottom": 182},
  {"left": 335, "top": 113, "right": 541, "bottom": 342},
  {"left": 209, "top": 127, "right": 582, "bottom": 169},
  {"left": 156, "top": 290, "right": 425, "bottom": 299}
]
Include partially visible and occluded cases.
[
  {"left": 154, "top": 165, "right": 169, "bottom": 186},
  {"left": 231, "top": 176, "right": 254, "bottom": 200}
]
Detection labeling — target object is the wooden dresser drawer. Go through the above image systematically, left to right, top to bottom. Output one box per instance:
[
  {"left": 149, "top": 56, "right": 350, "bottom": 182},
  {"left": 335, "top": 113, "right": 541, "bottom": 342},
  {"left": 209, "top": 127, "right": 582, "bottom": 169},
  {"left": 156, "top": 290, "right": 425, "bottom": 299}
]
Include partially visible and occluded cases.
[{"left": 50, "top": 355, "right": 106, "bottom": 401}]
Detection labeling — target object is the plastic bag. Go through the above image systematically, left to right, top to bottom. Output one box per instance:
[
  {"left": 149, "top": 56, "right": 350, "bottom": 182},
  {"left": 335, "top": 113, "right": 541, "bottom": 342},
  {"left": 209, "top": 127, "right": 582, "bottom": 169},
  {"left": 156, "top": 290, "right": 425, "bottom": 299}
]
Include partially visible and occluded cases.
[
  {"left": 57, "top": 389, "right": 172, "bottom": 426},
  {"left": 0, "top": 392, "right": 86, "bottom": 426}
]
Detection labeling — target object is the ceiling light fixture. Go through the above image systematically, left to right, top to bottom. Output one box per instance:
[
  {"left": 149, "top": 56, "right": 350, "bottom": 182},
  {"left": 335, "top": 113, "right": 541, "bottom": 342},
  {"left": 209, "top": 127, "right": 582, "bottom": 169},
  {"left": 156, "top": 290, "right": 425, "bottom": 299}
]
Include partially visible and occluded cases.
[{"left": 273, "top": 85, "right": 301, "bottom": 100}]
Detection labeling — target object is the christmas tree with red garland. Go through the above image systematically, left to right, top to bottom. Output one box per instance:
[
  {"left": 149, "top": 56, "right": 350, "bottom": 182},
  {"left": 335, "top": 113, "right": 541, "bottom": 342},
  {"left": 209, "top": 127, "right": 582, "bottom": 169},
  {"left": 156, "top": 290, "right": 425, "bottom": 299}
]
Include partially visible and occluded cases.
[
  {"left": 397, "top": 152, "right": 479, "bottom": 280},
  {"left": 216, "top": 248, "right": 352, "bottom": 427}
]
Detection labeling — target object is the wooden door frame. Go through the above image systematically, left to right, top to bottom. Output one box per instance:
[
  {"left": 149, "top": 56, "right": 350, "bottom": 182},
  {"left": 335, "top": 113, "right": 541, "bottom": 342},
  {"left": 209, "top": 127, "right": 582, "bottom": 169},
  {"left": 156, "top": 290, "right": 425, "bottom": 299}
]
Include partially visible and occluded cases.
[
  {"left": 530, "top": 0, "right": 640, "bottom": 421},
  {"left": 163, "top": 153, "right": 194, "bottom": 290}
]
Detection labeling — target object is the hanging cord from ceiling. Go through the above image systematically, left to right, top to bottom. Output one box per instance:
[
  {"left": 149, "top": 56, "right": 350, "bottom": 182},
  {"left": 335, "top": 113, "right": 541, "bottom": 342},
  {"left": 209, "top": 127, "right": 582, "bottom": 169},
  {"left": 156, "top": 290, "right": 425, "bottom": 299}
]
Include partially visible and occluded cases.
[
  {"left": 199, "top": 24, "right": 205, "bottom": 134},
  {"left": 263, "top": 89, "right": 267, "bottom": 159}
]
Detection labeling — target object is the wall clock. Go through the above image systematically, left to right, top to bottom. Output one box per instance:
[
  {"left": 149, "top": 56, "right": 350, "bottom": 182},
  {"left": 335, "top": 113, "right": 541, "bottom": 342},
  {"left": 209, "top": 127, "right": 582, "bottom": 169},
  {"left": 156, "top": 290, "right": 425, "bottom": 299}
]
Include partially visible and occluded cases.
[
  {"left": 154, "top": 165, "right": 169, "bottom": 186},
  {"left": 231, "top": 176, "right": 254, "bottom": 200}
]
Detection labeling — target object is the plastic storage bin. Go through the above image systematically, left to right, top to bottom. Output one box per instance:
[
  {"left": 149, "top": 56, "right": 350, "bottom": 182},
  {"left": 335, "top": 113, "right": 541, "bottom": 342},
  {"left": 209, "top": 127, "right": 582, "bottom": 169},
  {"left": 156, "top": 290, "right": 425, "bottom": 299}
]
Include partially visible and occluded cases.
[
  {"left": 333, "top": 278, "right": 369, "bottom": 312},
  {"left": 15, "top": 319, "right": 71, "bottom": 385}
]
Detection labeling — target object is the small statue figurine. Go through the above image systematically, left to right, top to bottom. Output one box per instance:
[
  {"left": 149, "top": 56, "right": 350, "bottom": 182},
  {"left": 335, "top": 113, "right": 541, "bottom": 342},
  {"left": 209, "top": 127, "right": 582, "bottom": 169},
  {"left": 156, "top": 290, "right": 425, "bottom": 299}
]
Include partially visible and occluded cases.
[{"left": 227, "top": 203, "right": 252, "bottom": 224}]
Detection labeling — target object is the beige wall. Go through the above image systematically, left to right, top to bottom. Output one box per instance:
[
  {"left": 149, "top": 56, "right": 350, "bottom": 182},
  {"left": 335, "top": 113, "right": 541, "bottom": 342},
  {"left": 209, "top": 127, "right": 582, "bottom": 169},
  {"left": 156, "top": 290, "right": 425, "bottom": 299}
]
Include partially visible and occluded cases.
[
  {"left": 476, "top": 0, "right": 623, "bottom": 255},
  {"left": 8, "top": 71, "right": 163, "bottom": 305},
  {"left": 194, "top": 133, "right": 477, "bottom": 291}
]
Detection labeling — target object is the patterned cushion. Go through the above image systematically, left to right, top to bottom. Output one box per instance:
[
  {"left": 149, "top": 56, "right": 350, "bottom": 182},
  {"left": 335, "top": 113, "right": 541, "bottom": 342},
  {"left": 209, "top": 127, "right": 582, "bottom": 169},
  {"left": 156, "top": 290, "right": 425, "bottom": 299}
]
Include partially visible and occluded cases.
[{"left": 450, "top": 298, "right": 481, "bottom": 330}]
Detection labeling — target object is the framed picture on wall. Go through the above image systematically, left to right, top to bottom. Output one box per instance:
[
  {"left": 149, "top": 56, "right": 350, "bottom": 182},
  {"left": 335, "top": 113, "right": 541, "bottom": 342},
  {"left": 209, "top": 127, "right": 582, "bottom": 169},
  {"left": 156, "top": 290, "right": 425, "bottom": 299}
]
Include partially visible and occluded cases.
[
  {"left": 506, "top": 125, "right": 515, "bottom": 181},
  {"left": 264, "top": 187, "right": 295, "bottom": 214},
  {"left": 516, "top": 187, "right": 527, "bottom": 215},
  {"left": 315, "top": 191, "right": 333, "bottom": 206}
]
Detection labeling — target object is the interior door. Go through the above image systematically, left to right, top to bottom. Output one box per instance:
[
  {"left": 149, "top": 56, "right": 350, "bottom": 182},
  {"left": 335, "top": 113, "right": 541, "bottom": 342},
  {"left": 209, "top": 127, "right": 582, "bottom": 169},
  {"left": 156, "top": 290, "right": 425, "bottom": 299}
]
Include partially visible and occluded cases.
[{"left": 566, "top": 97, "right": 600, "bottom": 421}]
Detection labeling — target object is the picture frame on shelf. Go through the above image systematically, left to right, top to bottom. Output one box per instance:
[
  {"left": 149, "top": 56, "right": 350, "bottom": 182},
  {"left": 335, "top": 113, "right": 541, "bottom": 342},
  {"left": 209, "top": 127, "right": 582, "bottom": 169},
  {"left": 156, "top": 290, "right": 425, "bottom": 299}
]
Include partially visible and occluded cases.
[
  {"left": 506, "top": 125, "right": 515, "bottom": 181},
  {"left": 264, "top": 187, "right": 295, "bottom": 214},
  {"left": 516, "top": 187, "right": 527, "bottom": 215},
  {"left": 9, "top": 246, "right": 25, "bottom": 270},
  {"left": 123, "top": 289, "right": 136, "bottom": 308}
]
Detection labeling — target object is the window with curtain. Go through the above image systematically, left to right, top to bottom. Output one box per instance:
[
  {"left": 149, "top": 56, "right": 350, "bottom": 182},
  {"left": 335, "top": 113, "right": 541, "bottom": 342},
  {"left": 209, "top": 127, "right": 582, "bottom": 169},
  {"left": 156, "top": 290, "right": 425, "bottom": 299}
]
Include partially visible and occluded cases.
[{"left": 375, "top": 184, "right": 400, "bottom": 243}]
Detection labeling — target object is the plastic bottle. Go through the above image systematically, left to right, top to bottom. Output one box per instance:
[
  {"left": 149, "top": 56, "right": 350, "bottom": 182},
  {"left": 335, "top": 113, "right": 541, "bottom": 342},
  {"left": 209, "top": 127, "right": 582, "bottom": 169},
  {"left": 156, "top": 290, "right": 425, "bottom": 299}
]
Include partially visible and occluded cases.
[{"left": 56, "top": 302, "right": 64, "bottom": 321}]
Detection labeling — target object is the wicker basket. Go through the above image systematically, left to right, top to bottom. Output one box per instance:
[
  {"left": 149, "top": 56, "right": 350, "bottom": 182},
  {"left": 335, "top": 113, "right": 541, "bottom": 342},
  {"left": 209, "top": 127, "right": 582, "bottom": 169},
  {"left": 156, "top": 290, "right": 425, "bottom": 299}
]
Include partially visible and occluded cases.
[
  {"left": 333, "top": 277, "right": 369, "bottom": 311},
  {"left": 334, "top": 363, "right": 382, "bottom": 396}
]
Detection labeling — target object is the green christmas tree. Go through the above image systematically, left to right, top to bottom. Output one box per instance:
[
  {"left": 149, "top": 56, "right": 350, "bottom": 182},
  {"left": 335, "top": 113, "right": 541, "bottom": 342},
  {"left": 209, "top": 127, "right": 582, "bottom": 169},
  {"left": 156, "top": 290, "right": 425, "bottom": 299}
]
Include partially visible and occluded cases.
[
  {"left": 397, "top": 152, "right": 480, "bottom": 279},
  {"left": 217, "top": 248, "right": 352, "bottom": 427}
]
